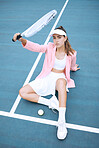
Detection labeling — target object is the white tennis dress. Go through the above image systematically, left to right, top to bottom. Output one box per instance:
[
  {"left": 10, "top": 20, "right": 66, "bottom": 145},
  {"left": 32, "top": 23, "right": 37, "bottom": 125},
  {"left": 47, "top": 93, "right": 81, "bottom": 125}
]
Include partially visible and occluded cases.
[{"left": 28, "top": 54, "right": 69, "bottom": 96}]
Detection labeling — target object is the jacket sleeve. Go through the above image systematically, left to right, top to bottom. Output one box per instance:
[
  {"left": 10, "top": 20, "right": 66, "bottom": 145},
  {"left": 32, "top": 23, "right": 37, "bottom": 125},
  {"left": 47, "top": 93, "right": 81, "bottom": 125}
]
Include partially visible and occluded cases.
[
  {"left": 22, "top": 40, "right": 47, "bottom": 53},
  {"left": 70, "top": 51, "right": 77, "bottom": 71}
]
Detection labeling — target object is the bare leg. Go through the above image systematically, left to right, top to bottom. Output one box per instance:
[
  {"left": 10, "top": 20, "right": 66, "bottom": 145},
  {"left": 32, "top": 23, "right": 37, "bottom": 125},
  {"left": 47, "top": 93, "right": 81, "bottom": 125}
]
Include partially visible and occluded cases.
[
  {"left": 56, "top": 78, "right": 67, "bottom": 107},
  {"left": 56, "top": 78, "right": 67, "bottom": 140},
  {"left": 19, "top": 84, "right": 39, "bottom": 103},
  {"left": 19, "top": 84, "right": 52, "bottom": 108}
]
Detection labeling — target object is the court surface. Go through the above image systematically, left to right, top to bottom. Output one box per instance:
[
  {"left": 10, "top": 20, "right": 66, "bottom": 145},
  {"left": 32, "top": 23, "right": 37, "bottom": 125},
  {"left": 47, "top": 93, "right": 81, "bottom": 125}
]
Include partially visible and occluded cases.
[{"left": 0, "top": 0, "right": 99, "bottom": 147}]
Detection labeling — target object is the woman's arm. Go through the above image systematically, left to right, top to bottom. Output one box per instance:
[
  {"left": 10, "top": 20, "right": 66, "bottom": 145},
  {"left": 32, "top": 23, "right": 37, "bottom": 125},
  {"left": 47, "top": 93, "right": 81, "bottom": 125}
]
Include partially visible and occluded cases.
[
  {"left": 12, "top": 33, "right": 47, "bottom": 53},
  {"left": 19, "top": 38, "right": 27, "bottom": 46},
  {"left": 70, "top": 51, "right": 80, "bottom": 71}
]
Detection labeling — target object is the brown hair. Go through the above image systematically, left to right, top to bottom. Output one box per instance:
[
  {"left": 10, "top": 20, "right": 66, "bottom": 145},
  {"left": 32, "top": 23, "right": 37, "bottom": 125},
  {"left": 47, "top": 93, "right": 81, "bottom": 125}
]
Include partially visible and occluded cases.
[{"left": 55, "top": 26, "right": 75, "bottom": 56}]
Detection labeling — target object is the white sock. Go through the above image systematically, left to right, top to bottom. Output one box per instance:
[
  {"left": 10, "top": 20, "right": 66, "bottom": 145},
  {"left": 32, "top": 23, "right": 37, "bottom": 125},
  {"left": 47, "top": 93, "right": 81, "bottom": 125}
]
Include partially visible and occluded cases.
[
  {"left": 38, "top": 96, "right": 50, "bottom": 106},
  {"left": 58, "top": 107, "right": 66, "bottom": 123}
]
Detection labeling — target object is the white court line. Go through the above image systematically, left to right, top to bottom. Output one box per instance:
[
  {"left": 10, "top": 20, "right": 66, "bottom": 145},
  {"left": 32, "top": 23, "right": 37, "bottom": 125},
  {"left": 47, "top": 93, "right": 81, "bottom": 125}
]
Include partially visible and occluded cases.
[
  {"left": 1, "top": 0, "right": 99, "bottom": 136},
  {"left": 10, "top": 0, "right": 69, "bottom": 114},
  {"left": 0, "top": 111, "right": 99, "bottom": 134}
]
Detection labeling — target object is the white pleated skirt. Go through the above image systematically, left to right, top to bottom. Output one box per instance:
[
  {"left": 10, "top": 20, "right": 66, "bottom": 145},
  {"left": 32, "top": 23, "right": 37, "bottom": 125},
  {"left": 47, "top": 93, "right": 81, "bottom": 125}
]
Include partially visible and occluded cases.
[{"left": 28, "top": 72, "right": 69, "bottom": 96}]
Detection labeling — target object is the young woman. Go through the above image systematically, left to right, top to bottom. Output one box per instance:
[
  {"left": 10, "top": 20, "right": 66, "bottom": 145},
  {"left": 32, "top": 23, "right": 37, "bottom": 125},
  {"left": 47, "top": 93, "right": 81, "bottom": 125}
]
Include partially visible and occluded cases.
[{"left": 13, "top": 26, "right": 80, "bottom": 140}]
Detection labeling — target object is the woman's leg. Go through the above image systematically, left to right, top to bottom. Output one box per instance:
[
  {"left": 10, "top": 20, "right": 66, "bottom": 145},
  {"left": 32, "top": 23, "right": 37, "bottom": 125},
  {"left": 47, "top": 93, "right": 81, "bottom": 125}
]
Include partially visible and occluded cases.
[
  {"left": 56, "top": 78, "right": 67, "bottom": 140},
  {"left": 56, "top": 78, "right": 67, "bottom": 107},
  {"left": 19, "top": 84, "right": 39, "bottom": 102},
  {"left": 19, "top": 84, "right": 57, "bottom": 108}
]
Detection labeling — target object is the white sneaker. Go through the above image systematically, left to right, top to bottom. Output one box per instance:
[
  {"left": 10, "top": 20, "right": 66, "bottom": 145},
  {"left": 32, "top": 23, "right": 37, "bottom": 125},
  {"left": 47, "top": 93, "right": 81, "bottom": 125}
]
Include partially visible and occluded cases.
[
  {"left": 49, "top": 95, "right": 59, "bottom": 111},
  {"left": 57, "top": 121, "right": 68, "bottom": 140}
]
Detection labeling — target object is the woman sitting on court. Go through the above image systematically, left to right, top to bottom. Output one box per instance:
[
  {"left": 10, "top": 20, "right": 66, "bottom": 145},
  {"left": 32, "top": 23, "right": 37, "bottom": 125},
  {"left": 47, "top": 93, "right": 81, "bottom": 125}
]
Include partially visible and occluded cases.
[{"left": 13, "top": 26, "right": 80, "bottom": 140}]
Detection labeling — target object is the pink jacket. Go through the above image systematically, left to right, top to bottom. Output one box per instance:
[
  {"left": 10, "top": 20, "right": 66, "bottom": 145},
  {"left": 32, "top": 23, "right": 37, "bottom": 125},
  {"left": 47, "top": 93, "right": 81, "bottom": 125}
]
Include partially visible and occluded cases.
[{"left": 23, "top": 40, "right": 77, "bottom": 88}]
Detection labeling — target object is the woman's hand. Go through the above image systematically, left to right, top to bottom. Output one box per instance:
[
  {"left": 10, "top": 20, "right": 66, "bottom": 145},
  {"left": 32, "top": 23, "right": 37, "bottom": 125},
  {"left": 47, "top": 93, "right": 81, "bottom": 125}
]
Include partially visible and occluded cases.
[
  {"left": 12, "top": 33, "right": 21, "bottom": 42},
  {"left": 12, "top": 33, "right": 27, "bottom": 46},
  {"left": 75, "top": 64, "right": 80, "bottom": 71}
]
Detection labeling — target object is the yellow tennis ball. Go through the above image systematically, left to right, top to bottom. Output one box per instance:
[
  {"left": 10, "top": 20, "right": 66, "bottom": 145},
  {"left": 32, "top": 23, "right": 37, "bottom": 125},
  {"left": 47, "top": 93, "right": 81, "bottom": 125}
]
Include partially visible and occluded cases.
[{"left": 38, "top": 109, "right": 44, "bottom": 116}]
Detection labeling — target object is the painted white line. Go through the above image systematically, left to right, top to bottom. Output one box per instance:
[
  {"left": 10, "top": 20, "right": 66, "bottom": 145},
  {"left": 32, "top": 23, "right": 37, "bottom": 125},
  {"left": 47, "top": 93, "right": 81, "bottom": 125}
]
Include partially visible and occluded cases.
[
  {"left": 10, "top": 0, "right": 69, "bottom": 114},
  {"left": 10, "top": 52, "right": 42, "bottom": 114},
  {"left": 0, "top": 111, "right": 99, "bottom": 134},
  {"left": 0, "top": 111, "right": 57, "bottom": 126}
]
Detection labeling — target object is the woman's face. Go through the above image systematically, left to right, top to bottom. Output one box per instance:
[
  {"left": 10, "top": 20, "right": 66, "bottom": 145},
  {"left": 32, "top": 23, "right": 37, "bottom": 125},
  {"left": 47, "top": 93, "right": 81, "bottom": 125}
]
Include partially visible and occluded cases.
[{"left": 53, "top": 34, "right": 67, "bottom": 48}]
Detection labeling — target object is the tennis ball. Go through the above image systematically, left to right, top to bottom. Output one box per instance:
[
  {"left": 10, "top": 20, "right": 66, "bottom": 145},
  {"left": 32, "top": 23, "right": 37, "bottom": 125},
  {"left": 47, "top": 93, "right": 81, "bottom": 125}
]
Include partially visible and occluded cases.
[{"left": 38, "top": 109, "right": 44, "bottom": 116}]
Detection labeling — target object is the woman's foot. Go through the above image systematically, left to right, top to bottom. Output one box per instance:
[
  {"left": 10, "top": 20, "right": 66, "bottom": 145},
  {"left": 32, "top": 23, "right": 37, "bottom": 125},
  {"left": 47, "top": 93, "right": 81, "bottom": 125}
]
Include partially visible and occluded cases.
[
  {"left": 49, "top": 95, "right": 59, "bottom": 111},
  {"left": 57, "top": 121, "right": 67, "bottom": 140}
]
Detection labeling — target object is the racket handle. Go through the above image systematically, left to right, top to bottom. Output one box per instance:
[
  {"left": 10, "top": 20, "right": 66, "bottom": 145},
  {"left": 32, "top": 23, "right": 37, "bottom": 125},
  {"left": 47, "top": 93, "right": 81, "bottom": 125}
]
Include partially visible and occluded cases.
[
  {"left": 12, "top": 34, "right": 22, "bottom": 42},
  {"left": 12, "top": 38, "right": 15, "bottom": 42}
]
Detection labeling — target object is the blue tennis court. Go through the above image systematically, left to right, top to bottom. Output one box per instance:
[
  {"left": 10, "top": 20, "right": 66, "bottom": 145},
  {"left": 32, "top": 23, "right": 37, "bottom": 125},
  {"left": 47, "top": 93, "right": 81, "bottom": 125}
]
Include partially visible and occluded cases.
[{"left": 0, "top": 0, "right": 99, "bottom": 147}]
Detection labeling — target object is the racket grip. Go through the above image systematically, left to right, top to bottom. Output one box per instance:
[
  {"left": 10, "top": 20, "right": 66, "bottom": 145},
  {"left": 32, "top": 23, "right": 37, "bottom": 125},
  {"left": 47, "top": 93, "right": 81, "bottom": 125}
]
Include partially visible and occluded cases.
[
  {"left": 12, "top": 34, "right": 22, "bottom": 42},
  {"left": 12, "top": 38, "right": 15, "bottom": 42}
]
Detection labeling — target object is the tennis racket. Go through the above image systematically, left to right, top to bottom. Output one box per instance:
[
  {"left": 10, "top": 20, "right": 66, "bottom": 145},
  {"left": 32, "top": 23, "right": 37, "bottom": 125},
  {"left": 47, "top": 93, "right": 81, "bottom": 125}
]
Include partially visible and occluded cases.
[{"left": 12, "top": 10, "right": 57, "bottom": 42}]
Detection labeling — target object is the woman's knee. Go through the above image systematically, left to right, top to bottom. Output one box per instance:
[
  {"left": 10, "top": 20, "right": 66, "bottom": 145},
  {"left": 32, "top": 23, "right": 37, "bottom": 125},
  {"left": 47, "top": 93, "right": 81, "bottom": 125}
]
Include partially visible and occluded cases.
[
  {"left": 56, "top": 78, "right": 66, "bottom": 91},
  {"left": 19, "top": 84, "right": 34, "bottom": 98},
  {"left": 19, "top": 87, "right": 25, "bottom": 98}
]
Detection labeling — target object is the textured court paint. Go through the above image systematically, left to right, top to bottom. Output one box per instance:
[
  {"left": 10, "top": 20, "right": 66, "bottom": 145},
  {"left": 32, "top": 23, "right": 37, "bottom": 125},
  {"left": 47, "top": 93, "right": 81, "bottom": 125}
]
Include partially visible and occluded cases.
[
  {"left": 0, "top": 0, "right": 99, "bottom": 147},
  {"left": 0, "top": 115, "right": 99, "bottom": 148}
]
